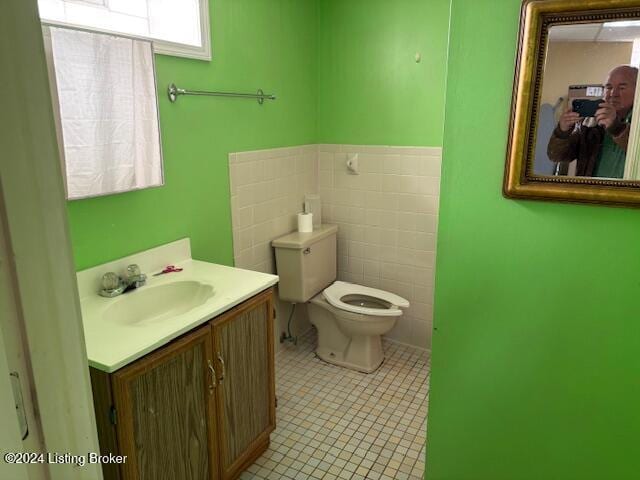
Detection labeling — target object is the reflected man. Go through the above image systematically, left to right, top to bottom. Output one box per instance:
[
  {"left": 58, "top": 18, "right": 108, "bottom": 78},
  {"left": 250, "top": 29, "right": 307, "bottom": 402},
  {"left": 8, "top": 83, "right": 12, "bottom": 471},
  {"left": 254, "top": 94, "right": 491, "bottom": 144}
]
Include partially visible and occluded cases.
[{"left": 547, "top": 65, "right": 638, "bottom": 178}]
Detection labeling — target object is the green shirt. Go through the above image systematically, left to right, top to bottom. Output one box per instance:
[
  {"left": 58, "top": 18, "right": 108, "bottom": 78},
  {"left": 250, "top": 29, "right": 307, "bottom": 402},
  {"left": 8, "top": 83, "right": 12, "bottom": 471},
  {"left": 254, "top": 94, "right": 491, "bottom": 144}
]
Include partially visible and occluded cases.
[{"left": 594, "top": 110, "right": 632, "bottom": 179}]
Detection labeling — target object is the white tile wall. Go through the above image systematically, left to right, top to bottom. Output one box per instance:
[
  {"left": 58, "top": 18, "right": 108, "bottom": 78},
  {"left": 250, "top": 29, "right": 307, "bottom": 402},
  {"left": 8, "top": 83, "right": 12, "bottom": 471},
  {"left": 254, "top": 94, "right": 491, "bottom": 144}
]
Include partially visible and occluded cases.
[
  {"left": 229, "top": 144, "right": 441, "bottom": 350},
  {"left": 229, "top": 145, "right": 318, "bottom": 347},
  {"left": 230, "top": 145, "right": 318, "bottom": 274},
  {"left": 318, "top": 145, "right": 441, "bottom": 350}
]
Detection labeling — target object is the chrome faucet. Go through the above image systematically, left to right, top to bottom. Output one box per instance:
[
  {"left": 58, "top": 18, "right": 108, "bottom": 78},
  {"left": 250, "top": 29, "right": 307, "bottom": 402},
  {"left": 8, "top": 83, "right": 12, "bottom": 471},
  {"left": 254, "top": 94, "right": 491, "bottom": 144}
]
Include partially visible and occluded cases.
[{"left": 99, "top": 264, "right": 147, "bottom": 298}]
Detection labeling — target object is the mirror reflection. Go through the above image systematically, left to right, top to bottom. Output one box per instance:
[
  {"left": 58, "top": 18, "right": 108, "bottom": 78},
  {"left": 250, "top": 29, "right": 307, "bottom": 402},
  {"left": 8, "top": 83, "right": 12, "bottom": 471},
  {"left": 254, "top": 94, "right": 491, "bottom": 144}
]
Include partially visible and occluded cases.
[
  {"left": 534, "top": 21, "right": 640, "bottom": 180},
  {"left": 43, "top": 26, "right": 164, "bottom": 200}
]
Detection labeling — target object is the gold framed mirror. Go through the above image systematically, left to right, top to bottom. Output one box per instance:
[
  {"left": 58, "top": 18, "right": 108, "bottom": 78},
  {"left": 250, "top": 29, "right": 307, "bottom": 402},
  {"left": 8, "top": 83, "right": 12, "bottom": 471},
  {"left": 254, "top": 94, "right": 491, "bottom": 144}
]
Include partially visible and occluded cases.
[{"left": 504, "top": 0, "right": 640, "bottom": 206}]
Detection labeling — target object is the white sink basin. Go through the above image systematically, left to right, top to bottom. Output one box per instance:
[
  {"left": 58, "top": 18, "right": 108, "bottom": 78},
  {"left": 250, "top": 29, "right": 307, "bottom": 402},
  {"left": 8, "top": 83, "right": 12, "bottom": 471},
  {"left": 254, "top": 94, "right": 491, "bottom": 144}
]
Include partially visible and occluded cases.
[
  {"left": 78, "top": 243, "right": 279, "bottom": 372},
  {"left": 103, "top": 281, "right": 215, "bottom": 326}
]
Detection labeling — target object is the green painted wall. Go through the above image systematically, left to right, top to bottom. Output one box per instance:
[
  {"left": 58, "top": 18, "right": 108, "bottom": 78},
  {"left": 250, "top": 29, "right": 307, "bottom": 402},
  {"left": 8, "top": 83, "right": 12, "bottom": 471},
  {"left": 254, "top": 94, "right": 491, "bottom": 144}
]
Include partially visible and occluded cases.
[
  {"left": 67, "top": 0, "right": 318, "bottom": 270},
  {"left": 67, "top": 0, "right": 452, "bottom": 270},
  {"left": 317, "top": 0, "right": 449, "bottom": 146},
  {"left": 427, "top": 1, "right": 640, "bottom": 478}
]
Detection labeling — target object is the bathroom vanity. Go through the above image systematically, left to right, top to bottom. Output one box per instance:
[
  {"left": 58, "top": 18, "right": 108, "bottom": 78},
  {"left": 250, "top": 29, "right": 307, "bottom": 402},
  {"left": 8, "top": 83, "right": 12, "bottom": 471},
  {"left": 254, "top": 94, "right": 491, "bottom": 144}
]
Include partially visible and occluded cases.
[{"left": 77, "top": 239, "right": 279, "bottom": 480}]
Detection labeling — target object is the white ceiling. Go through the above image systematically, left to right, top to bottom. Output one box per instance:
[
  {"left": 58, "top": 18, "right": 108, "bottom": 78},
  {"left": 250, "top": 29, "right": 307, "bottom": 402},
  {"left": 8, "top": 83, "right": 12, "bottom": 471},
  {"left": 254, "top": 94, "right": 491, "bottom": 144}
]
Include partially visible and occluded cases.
[{"left": 549, "top": 22, "right": 640, "bottom": 43}]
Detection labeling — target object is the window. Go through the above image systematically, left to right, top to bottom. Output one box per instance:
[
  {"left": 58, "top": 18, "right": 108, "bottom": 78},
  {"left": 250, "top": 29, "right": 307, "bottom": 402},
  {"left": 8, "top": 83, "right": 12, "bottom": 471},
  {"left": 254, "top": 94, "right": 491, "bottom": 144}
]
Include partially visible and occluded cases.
[{"left": 38, "top": 0, "right": 211, "bottom": 61}]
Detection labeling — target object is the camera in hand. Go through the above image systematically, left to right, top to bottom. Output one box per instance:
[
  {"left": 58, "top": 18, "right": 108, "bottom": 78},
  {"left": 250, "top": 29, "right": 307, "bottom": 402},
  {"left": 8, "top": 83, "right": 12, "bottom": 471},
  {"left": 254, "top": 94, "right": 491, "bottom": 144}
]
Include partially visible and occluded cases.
[{"left": 572, "top": 98, "right": 602, "bottom": 117}]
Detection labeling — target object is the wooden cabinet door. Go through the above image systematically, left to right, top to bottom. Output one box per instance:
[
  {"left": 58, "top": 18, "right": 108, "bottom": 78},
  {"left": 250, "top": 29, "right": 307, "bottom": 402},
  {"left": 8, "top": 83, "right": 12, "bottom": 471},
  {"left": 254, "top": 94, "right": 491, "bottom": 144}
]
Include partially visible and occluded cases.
[
  {"left": 212, "top": 289, "right": 275, "bottom": 480},
  {"left": 112, "top": 325, "right": 219, "bottom": 480}
]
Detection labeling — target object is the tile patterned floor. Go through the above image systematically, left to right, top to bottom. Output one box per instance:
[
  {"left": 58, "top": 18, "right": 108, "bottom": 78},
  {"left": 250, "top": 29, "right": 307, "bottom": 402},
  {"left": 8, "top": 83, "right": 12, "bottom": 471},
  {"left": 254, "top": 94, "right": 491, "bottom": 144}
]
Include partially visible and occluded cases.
[{"left": 241, "top": 329, "right": 429, "bottom": 480}]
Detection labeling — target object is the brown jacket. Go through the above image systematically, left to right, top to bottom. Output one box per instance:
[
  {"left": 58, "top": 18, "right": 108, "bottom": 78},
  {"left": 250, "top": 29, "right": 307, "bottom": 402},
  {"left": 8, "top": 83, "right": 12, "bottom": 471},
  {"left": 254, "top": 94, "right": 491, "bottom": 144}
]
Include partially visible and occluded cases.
[{"left": 547, "top": 121, "right": 629, "bottom": 176}]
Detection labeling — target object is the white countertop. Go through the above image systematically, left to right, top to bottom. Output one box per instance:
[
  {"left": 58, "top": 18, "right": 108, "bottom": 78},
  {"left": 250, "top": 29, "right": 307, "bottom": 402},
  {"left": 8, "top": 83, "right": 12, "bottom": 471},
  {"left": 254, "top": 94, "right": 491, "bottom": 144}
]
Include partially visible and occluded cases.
[{"left": 78, "top": 240, "right": 278, "bottom": 373}]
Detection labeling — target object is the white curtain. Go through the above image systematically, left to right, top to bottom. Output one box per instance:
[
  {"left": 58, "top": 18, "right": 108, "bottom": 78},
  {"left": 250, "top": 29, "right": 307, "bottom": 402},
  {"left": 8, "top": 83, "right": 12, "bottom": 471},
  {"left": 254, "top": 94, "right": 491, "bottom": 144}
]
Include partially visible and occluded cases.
[{"left": 49, "top": 27, "right": 163, "bottom": 199}]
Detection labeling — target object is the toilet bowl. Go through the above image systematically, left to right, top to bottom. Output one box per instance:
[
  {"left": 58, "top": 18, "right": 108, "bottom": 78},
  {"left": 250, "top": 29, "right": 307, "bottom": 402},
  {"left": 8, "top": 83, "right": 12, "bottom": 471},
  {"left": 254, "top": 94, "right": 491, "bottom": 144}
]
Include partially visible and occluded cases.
[
  {"left": 272, "top": 225, "right": 409, "bottom": 373},
  {"left": 308, "top": 281, "right": 409, "bottom": 373}
]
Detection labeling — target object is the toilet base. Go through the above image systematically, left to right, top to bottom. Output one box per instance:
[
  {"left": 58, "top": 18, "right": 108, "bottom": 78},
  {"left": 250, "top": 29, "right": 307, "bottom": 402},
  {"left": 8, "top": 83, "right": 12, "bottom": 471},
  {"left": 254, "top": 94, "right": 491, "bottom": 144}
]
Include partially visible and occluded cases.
[
  {"left": 309, "top": 295, "right": 395, "bottom": 373},
  {"left": 315, "top": 347, "right": 384, "bottom": 373}
]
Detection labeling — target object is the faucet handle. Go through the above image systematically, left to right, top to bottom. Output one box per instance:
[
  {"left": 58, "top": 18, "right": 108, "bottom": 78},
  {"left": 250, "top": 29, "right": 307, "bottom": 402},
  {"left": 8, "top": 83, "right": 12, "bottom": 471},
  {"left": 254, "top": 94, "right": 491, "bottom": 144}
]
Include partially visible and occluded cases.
[
  {"left": 126, "top": 264, "right": 147, "bottom": 287},
  {"left": 126, "top": 264, "right": 142, "bottom": 278},
  {"left": 100, "top": 272, "right": 125, "bottom": 297},
  {"left": 101, "top": 272, "right": 121, "bottom": 291}
]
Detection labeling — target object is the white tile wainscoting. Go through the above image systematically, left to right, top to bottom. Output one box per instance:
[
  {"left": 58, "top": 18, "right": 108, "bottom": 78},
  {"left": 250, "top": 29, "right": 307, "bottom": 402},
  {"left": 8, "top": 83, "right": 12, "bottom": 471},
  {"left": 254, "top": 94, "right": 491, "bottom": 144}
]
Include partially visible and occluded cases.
[
  {"left": 229, "top": 144, "right": 441, "bottom": 350},
  {"left": 230, "top": 144, "right": 318, "bottom": 274},
  {"left": 229, "top": 145, "right": 318, "bottom": 345},
  {"left": 318, "top": 145, "right": 440, "bottom": 349}
]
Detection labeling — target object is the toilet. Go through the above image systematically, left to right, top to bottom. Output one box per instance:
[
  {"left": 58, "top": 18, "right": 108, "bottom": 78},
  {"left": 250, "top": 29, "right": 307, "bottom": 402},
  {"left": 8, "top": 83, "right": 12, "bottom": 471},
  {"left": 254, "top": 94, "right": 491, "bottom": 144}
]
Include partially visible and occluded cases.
[{"left": 272, "top": 224, "right": 409, "bottom": 373}]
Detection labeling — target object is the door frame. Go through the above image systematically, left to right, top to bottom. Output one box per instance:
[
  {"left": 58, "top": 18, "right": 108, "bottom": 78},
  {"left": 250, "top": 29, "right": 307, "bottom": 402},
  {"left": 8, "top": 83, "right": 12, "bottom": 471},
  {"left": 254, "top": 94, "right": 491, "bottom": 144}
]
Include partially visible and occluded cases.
[
  {"left": 0, "top": 1, "right": 102, "bottom": 479},
  {"left": 0, "top": 181, "right": 47, "bottom": 480},
  {"left": 0, "top": 319, "right": 29, "bottom": 480}
]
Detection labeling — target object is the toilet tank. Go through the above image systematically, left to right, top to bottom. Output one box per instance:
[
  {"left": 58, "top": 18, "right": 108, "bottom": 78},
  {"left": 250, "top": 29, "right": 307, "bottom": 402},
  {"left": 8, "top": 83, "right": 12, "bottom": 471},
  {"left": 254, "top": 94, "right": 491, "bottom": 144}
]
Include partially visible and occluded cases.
[{"left": 272, "top": 224, "right": 338, "bottom": 303}]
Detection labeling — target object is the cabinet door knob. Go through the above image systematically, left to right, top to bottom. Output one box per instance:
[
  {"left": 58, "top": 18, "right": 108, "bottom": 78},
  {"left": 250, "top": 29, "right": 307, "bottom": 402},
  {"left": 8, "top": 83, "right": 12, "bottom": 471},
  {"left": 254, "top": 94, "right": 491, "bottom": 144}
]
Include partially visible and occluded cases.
[
  {"left": 217, "top": 353, "right": 226, "bottom": 382},
  {"left": 207, "top": 360, "right": 217, "bottom": 393}
]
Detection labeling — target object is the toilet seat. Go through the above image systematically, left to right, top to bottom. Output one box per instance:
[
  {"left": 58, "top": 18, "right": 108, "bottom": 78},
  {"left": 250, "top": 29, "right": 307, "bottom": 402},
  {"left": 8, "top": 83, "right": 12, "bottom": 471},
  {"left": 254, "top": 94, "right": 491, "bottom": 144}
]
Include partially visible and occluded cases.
[{"left": 322, "top": 281, "right": 409, "bottom": 317}]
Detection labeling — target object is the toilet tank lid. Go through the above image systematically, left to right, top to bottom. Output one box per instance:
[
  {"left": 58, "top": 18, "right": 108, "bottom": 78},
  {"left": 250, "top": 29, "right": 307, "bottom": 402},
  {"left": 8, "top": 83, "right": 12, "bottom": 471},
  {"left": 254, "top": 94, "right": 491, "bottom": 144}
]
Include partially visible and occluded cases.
[{"left": 271, "top": 224, "right": 338, "bottom": 250}]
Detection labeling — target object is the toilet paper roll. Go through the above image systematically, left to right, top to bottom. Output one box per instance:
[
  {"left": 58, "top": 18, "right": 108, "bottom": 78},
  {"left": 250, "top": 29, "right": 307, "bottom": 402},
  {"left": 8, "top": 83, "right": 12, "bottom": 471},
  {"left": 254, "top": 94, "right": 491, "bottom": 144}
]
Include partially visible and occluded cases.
[{"left": 297, "top": 212, "right": 313, "bottom": 233}]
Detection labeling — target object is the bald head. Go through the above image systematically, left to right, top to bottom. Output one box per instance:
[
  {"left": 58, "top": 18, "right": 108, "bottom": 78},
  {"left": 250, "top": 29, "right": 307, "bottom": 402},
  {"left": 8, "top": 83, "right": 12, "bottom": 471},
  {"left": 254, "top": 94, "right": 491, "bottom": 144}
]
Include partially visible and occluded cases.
[{"left": 604, "top": 65, "right": 638, "bottom": 117}]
